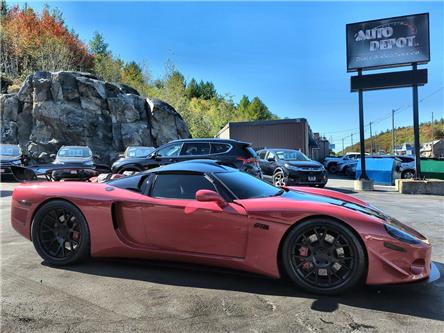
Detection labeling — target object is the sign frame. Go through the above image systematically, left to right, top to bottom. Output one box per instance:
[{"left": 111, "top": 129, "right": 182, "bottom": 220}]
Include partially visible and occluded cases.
[{"left": 346, "top": 13, "right": 430, "bottom": 72}]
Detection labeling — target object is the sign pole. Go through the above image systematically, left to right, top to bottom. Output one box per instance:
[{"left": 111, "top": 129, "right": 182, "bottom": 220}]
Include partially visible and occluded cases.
[
  {"left": 412, "top": 63, "right": 421, "bottom": 179},
  {"left": 358, "top": 69, "right": 368, "bottom": 180}
]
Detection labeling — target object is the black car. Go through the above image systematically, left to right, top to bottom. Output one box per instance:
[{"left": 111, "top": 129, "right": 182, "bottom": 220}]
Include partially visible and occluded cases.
[
  {"left": 111, "top": 139, "right": 262, "bottom": 177},
  {"left": 0, "top": 144, "right": 28, "bottom": 179},
  {"left": 257, "top": 148, "right": 328, "bottom": 187}
]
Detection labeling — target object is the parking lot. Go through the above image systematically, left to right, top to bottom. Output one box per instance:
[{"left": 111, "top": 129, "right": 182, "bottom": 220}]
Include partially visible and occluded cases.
[{"left": 1, "top": 178, "right": 443, "bottom": 333}]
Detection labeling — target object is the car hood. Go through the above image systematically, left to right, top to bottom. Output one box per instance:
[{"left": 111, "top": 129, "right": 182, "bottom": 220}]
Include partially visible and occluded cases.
[
  {"left": 0, "top": 155, "right": 21, "bottom": 162},
  {"left": 54, "top": 157, "right": 92, "bottom": 164},
  {"left": 112, "top": 157, "right": 148, "bottom": 167},
  {"left": 283, "top": 161, "right": 322, "bottom": 168},
  {"left": 235, "top": 187, "right": 387, "bottom": 224}
]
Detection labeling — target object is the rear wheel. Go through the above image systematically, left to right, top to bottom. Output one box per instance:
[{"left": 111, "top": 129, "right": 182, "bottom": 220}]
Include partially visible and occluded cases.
[
  {"left": 327, "top": 163, "right": 338, "bottom": 174},
  {"left": 343, "top": 166, "right": 352, "bottom": 177},
  {"left": 401, "top": 169, "right": 415, "bottom": 179},
  {"left": 31, "top": 200, "right": 90, "bottom": 266},
  {"left": 281, "top": 218, "right": 365, "bottom": 295}
]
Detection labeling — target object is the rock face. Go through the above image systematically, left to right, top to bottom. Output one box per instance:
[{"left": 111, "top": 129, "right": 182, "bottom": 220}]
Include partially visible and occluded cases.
[{"left": 0, "top": 71, "right": 191, "bottom": 163}]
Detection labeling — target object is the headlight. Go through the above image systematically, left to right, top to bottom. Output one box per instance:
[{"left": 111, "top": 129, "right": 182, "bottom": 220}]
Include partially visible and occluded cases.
[
  {"left": 11, "top": 159, "right": 21, "bottom": 165},
  {"left": 84, "top": 161, "right": 94, "bottom": 166},
  {"left": 384, "top": 224, "right": 421, "bottom": 244}
]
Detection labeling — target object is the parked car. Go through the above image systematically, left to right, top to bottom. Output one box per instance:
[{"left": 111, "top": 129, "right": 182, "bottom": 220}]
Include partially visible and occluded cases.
[
  {"left": 111, "top": 138, "right": 262, "bottom": 177},
  {"left": 0, "top": 144, "right": 28, "bottom": 179},
  {"left": 49, "top": 146, "right": 109, "bottom": 181},
  {"left": 257, "top": 148, "right": 327, "bottom": 187},
  {"left": 324, "top": 152, "right": 362, "bottom": 174},
  {"left": 398, "top": 156, "right": 415, "bottom": 179},
  {"left": 11, "top": 159, "right": 435, "bottom": 295},
  {"left": 337, "top": 159, "right": 358, "bottom": 177}
]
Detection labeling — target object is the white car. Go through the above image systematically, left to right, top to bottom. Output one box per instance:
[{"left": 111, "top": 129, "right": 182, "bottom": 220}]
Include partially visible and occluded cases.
[
  {"left": 324, "top": 152, "right": 362, "bottom": 174},
  {"left": 398, "top": 156, "right": 416, "bottom": 179}
]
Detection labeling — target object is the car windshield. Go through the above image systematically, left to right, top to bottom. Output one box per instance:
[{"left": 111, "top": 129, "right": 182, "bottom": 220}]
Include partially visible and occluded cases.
[
  {"left": 0, "top": 145, "right": 20, "bottom": 156},
  {"left": 57, "top": 147, "right": 91, "bottom": 158},
  {"left": 126, "top": 147, "right": 154, "bottom": 158},
  {"left": 275, "top": 150, "right": 310, "bottom": 161},
  {"left": 215, "top": 171, "right": 283, "bottom": 199}
]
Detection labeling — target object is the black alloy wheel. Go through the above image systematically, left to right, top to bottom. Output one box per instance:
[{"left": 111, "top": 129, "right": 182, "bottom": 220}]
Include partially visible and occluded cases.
[
  {"left": 273, "top": 170, "right": 287, "bottom": 187},
  {"left": 32, "top": 200, "right": 90, "bottom": 266},
  {"left": 282, "top": 218, "right": 365, "bottom": 295}
]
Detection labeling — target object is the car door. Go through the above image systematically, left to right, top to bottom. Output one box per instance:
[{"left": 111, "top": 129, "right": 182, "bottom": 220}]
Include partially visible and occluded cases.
[
  {"left": 257, "top": 150, "right": 268, "bottom": 176},
  {"left": 263, "top": 151, "right": 276, "bottom": 178},
  {"left": 138, "top": 172, "right": 249, "bottom": 258}
]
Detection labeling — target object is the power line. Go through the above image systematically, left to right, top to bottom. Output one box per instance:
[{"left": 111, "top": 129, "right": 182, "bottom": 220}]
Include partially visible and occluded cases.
[{"left": 329, "top": 86, "right": 443, "bottom": 150}]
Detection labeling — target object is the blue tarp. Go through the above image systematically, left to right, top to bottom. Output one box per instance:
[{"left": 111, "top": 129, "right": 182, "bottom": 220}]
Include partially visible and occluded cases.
[{"left": 355, "top": 158, "right": 398, "bottom": 185}]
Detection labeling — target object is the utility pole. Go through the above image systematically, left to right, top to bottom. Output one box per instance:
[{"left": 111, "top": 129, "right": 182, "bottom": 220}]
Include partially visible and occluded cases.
[
  {"left": 412, "top": 63, "right": 421, "bottom": 179},
  {"left": 391, "top": 109, "right": 395, "bottom": 154},
  {"left": 431, "top": 112, "right": 434, "bottom": 141},
  {"left": 369, "top": 121, "right": 373, "bottom": 153},
  {"left": 351, "top": 133, "right": 353, "bottom": 147},
  {"left": 342, "top": 137, "right": 345, "bottom": 153}
]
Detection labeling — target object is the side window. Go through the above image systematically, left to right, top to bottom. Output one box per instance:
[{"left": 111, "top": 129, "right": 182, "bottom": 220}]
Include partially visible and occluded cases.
[
  {"left": 180, "top": 142, "right": 211, "bottom": 156},
  {"left": 156, "top": 143, "right": 182, "bottom": 157},
  {"left": 210, "top": 143, "right": 231, "bottom": 154},
  {"left": 258, "top": 150, "right": 267, "bottom": 159},
  {"left": 267, "top": 151, "right": 275, "bottom": 160},
  {"left": 150, "top": 174, "right": 216, "bottom": 199}
]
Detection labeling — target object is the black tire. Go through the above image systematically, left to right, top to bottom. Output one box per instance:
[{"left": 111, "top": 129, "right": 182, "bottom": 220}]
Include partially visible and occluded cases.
[
  {"left": 327, "top": 163, "right": 338, "bottom": 174},
  {"left": 343, "top": 166, "right": 352, "bottom": 177},
  {"left": 401, "top": 169, "right": 415, "bottom": 179},
  {"left": 273, "top": 170, "right": 287, "bottom": 187},
  {"left": 317, "top": 184, "right": 326, "bottom": 188},
  {"left": 31, "top": 200, "right": 90, "bottom": 266},
  {"left": 281, "top": 218, "right": 366, "bottom": 295}
]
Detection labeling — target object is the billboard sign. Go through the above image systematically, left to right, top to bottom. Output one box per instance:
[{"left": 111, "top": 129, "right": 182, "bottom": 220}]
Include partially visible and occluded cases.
[{"left": 346, "top": 13, "right": 430, "bottom": 72}]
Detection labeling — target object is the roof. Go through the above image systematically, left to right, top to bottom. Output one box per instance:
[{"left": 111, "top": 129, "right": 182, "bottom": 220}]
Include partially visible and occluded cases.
[
  {"left": 216, "top": 118, "right": 308, "bottom": 137},
  {"left": 150, "top": 159, "right": 237, "bottom": 174}
]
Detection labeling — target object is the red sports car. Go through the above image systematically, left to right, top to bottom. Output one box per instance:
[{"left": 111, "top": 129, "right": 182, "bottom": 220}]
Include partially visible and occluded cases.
[{"left": 11, "top": 160, "right": 435, "bottom": 294}]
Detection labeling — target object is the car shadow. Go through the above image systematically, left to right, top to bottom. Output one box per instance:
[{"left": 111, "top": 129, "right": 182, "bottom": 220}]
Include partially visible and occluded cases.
[{"left": 47, "top": 259, "right": 444, "bottom": 322}]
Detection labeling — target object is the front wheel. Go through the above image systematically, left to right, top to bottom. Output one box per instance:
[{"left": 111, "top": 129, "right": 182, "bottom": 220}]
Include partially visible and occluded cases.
[
  {"left": 273, "top": 170, "right": 287, "bottom": 187},
  {"left": 31, "top": 200, "right": 90, "bottom": 266},
  {"left": 281, "top": 218, "right": 366, "bottom": 295}
]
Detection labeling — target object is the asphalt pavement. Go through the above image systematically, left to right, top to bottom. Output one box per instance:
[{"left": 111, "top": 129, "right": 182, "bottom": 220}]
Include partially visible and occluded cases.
[{"left": 1, "top": 179, "right": 443, "bottom": 333}]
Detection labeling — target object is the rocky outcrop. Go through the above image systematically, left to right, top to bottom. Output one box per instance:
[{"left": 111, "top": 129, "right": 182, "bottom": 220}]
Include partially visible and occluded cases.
[{"left": 0, "top": 71, "right": 191, "bottom": 163}]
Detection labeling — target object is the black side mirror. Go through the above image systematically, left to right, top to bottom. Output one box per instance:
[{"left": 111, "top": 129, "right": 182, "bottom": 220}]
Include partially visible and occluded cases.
[{"left": 267, "top": 157, "right": 275, "bottom": 162}]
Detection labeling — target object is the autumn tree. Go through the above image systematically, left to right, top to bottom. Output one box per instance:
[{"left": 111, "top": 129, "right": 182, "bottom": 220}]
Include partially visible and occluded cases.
[{"left": 0, "top": 5, "right": 92, "bottom": 81}]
